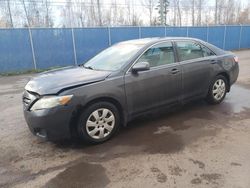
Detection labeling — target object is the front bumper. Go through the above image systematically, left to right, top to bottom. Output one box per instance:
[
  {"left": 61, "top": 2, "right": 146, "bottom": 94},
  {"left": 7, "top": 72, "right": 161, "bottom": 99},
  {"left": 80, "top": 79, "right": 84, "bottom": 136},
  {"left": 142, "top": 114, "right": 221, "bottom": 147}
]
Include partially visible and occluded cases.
[{"left": 23, "top": 103, "right": 74, "bottom": 141}]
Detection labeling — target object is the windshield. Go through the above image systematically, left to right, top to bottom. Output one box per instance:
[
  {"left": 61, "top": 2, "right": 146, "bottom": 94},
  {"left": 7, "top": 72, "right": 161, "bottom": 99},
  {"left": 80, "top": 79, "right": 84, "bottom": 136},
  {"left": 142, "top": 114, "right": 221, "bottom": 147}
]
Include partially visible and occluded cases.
[{"left": 83, "top": 43, "right": 143, "bottom": 71}]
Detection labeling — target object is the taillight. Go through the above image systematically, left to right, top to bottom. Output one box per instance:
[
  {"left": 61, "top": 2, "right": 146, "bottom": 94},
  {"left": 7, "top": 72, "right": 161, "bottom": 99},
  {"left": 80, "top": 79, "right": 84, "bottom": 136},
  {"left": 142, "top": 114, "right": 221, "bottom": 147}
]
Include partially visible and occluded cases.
[{"left": 233, "top": 56, "right": 238, "bottom": 63}]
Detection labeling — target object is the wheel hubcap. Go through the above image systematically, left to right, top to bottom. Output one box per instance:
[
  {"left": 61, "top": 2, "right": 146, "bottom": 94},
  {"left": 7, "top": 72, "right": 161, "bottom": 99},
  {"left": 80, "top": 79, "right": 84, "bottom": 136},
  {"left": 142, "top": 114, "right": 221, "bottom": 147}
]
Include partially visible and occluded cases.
[
  {"left": 212, "top": 79, "right": 226, "bottom": 101},
  {"left": 86, "top": 108, "right": 115, "bottom": 140}
]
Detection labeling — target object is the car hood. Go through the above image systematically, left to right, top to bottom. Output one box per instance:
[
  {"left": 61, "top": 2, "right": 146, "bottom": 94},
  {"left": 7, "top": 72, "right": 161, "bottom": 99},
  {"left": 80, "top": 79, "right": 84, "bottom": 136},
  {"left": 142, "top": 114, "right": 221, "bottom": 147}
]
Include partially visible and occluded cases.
[{"left": 25, "top": 66, "right": 111, "bottom": 95}]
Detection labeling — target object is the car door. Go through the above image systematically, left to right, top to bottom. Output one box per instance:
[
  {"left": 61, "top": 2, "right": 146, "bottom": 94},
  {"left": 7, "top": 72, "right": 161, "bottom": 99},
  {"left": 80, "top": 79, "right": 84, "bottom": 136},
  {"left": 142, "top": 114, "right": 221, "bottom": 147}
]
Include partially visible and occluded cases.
[
  {"left": 174, "top": 40, "right": 216, "bottom": 100},
  {"left": 124, "top": 42, "right": 182, "bottom": 116}
]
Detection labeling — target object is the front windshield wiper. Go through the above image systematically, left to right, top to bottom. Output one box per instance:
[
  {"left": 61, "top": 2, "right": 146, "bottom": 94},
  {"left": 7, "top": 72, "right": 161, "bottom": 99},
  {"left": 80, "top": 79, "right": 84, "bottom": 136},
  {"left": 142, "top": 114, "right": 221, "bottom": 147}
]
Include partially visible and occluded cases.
[{"left": 83, "top": 65, "right": 94, "bottom": 70}]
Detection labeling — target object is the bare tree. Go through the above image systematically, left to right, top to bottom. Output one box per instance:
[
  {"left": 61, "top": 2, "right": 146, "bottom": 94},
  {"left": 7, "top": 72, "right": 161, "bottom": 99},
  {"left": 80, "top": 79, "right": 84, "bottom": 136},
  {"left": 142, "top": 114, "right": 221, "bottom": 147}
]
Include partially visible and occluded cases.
[
  {"left": 0, "top": 0, "right": 14, "bottom": 27},
  {"left": 0, "top": 0, "right": 248, "bottom": 28},
  {"left": 7, "top": 0, "right": 13, "bottom": 27},
  {"left": 20, "top": 0, "right": 54, "bottom": 27},
  {"left": 21, "top": 0, "right": 30, "bottom": 27},
  {"left": 44, "top": 0, "right": 53, "bottom": 27},
  {"left": 70, "top": 0, "right": 88, "bottom": 27},
  {"left": 78, "top": 0, "right": 85, "bottom": 27},
  {"left": 90, "top": 0, "right": 97, "bottom": 26},
  {"left": 96, "top": 0, "right": 102, "bottom": 26},
  {"left": 106, "top": 0, "right": 127, "bottom": 26},
  {"left": 113, "top": 0, "right": 118, "bottom": 25},
  {"left": 125, "top": 0, "right": 132, "bottom": 25},
  {"left": 141, "top": 0, "right": 156, "bottom": 25},
  {"left": 172, "top": 0, "right": 176, "bottom": 26},
  {"left": 172, "top": 0, "right": 182, "bottom": 26},
  {"left": 176, "top": 0, "right": 182, "bottom": 26},
  {"left": 192, "top": 0, "right": 195, "bottom": 26},
  {"left": 197, "top": 0, "right": 201, "bottom": 25},
  {"left": 197, "top": 0, "right": 207, "bottom": 25},
  {"left": 215, "top": 0, "right": 218, "bottom": 24},
  {"left": 217, "top": 0, "right": 221, "bottom": 24},
  {"left": 224, "top": 0, "right": 234, "bottom": 24},
  {"left": 116, "top": 6, "right": 126, "bottom": 25},
  {"left": 238, "top": 6, "right": 250, "bottom": 24},
  {"left": 204, "top": 9, "right": 213, "bottom": 25},
  {"left": 0, "top": 18, "right": 8, "bottom": 27}
]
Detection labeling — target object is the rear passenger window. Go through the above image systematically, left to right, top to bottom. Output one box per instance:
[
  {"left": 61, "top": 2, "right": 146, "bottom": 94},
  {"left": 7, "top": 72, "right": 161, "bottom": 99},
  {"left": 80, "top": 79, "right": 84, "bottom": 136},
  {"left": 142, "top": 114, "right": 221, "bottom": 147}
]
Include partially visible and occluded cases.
[
  {"left": 176, "top": 41, "right": 204, "bottom": 61},
  {"left": 137, "top": 42, "right": 175, "bottom": 67},
  {"left": 201, "top": 45, "right": 215, "bottom": 57}
]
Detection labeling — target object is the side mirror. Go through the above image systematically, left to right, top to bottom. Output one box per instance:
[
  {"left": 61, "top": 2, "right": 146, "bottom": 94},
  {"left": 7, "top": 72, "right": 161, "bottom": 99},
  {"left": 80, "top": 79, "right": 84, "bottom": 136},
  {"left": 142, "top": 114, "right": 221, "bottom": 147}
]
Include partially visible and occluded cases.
[{"left": 131, "top": 62, "right": 150, "bottom": 73}]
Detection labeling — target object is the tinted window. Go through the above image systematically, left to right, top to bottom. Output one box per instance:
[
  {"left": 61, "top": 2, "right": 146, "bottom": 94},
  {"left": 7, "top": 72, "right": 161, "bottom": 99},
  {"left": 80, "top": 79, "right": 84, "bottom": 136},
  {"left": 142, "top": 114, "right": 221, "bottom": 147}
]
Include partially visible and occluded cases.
[
  {"left": 176, "top": 41, "right": 204, "bottom": 61},
  {"left": 137, "top": 42, "right": 175, "bottom": 67},
  {"left": 201, "top": 45, "right": 215, "bottom": 57}
]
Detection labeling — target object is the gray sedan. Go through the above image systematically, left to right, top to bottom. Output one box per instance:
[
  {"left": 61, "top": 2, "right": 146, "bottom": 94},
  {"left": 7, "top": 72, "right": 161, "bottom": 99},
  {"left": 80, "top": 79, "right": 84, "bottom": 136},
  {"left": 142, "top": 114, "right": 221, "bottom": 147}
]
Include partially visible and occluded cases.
[{"left": 23, "top": 37, "right": 239, "bottom": 143}]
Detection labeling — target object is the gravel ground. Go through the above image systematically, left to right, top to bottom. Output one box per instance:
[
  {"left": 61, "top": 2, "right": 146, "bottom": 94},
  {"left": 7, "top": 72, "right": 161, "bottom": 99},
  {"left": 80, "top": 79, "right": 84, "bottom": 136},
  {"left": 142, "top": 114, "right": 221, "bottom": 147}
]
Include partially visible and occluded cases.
[{"left": 0, "top": 50, "right": 250, "bottom": 188}]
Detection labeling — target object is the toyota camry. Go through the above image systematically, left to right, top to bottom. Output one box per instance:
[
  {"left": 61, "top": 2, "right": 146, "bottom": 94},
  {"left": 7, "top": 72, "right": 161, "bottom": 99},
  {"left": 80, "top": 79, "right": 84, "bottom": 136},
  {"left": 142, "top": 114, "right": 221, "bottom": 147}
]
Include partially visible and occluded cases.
[{"left": 23, "top": 37, "right": 239, "bottom": 143}]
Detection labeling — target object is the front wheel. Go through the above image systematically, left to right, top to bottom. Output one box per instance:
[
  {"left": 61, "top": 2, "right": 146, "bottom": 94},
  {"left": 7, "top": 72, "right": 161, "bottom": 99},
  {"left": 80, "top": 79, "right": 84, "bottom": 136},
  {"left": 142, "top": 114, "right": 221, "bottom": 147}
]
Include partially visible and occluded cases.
[
  {"left": 206, "top": 75, "right": 228, "bottom": 104},
  {"left": 77, "top": 102, "right": 120, "bottom": 144}
]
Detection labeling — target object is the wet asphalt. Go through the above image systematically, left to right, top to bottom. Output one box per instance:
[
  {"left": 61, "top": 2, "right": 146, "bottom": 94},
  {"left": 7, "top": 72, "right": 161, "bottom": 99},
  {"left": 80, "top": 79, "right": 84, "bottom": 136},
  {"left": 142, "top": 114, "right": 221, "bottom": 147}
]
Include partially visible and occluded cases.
[{"left": 0, "top": 50, "right": 250, "bottom": 188}]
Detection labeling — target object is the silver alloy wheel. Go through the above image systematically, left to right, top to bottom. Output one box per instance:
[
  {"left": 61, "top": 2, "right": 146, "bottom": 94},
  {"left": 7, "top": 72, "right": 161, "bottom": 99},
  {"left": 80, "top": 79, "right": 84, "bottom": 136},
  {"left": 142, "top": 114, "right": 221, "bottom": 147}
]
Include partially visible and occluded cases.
[
  {"left": 212, "top": 79, "right": 226, "bottom": 101},
  {"left": 86, "top": 108, "right": 115, "bottom": 140}
]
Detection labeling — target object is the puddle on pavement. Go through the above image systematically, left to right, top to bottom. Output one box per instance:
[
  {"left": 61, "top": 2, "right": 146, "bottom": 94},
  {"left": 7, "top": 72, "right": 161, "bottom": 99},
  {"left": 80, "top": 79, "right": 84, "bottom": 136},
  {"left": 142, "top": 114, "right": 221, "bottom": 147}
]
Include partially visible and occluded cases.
[
  {"left": 222, "top": 85, "right": 250, "bottom": 113},
  {"left": 44, "top": 162, "right": 109, "bottom": 188},
  {"left": 0, "top": 164, "right": 30, "bottom": 188},
  {"left": 191, "top": 173, "right": 222, "bottom": 185}
]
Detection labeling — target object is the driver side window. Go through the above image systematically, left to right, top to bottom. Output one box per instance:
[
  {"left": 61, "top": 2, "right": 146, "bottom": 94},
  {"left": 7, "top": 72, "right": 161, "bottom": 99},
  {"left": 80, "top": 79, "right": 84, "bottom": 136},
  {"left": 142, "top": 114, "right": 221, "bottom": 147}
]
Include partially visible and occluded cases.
[{"left": 137, "top": 42, "right": 175, "bottom": 68}]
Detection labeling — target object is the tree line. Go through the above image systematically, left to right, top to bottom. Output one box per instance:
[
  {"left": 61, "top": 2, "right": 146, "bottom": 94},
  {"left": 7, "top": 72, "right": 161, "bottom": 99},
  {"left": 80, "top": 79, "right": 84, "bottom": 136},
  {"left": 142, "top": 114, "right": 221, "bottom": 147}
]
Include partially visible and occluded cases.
[{"left": 0, "top": 0, "right": 249, "bottom": 28}]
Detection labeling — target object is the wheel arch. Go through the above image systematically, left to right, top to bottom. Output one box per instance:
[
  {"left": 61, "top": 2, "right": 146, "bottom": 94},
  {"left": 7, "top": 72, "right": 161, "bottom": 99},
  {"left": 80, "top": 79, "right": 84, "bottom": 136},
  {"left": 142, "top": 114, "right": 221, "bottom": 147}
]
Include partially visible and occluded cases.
[
  {"left": 216, "top": 72, "right": 230, "bottom": 92},
  {"left": 69, "top": 96, "right": 126, "bottom": 138}
]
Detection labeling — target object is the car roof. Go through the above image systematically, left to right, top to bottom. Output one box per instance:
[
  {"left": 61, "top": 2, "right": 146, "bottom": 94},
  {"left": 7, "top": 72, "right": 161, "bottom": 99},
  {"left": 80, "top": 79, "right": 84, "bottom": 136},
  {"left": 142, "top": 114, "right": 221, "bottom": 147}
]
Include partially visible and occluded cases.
[
  {"left": 116, "top": 37, "right": 225, "bottom": 55},
  {"left": 117, "top": 37, "right": 203, "bottom": 46}
]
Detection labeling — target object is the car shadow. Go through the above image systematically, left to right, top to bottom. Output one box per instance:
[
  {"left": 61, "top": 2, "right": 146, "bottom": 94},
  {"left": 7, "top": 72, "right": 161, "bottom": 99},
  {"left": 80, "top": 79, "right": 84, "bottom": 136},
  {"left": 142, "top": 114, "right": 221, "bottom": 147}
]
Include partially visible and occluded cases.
[
  {"left": 53, "top": 85, "right": 250, "bottom": 160},
  {"left": 53, "top": 98, "right": 236, "bottom": 158}
]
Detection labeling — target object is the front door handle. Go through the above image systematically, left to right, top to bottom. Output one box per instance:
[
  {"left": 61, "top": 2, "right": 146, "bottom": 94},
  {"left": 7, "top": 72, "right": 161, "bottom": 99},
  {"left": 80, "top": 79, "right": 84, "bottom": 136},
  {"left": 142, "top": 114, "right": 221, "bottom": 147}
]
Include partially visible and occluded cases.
[
  {"left": 211, "top": 59, "right": 218, "bottom": 64},
  {"left": 171, "top": 68, "right": 180, "bottom": 74}
]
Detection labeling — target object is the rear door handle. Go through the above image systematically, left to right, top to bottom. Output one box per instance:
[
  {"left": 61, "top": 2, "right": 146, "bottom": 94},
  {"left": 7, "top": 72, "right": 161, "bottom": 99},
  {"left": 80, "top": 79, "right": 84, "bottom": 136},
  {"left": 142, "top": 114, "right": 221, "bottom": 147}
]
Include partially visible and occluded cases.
[
  {"left": 211, "top": 59, "right": 218, "bottom": 64},
  {"left": 171, "top": 68, "right": 180, "bottom": 74}
]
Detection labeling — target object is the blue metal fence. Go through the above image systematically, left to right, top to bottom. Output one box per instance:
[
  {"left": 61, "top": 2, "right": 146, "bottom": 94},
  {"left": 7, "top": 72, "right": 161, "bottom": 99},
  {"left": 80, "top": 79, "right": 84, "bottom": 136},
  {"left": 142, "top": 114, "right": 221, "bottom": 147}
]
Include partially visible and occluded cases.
[
  {"left": 0, "top": 25, "right": 249, "bottom": 73},
  {"left": 32, "top": 28, "right": 75, "bottom": 69},
  {"left": 74, "top": 28, "right": 110, "bottom": 64},
  {"left": 0, "top": 29, "right": 34, "bottom": 72}
]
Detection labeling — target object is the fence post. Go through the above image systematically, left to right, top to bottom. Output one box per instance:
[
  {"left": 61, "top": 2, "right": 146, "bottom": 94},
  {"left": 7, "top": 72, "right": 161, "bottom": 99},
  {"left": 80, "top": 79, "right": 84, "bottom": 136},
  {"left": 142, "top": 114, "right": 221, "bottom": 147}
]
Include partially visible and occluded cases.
[
  {"left": 206, "top": 25, "right": 209, "bottom": 42},
  {"left": 223, "top": 25, "right": 227, "bottom": 50},
  {"left": 239, "top": 25, "right": 243, "bottom": 50},
  {"left": 138, "top": 26, "right": 141, "bottom": 38},
  {"left": 164, "top": 26, "right": 166, "bottom": 37},
  {"left": 186, "top": 26, "right": 189, "bottom": 37},
  {"left": 28, "top": 27, "right": 37, "bottom": 70},
  {"left": 108, "top": 27, "right": 111, "bottom": 46},
  {"left": 71, "top": 28, "right": 77, "bottom": 66}
]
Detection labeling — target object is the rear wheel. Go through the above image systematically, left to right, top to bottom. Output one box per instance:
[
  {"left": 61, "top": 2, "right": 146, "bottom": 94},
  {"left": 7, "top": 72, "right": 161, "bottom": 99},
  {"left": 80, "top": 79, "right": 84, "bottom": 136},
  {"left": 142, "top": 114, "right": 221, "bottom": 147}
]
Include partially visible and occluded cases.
[
  {"left": 206, "top": 75, "right": 228, "bottom": 104},
  {"left": 77, "top": 102, "right": 120, "bottom": 143}
]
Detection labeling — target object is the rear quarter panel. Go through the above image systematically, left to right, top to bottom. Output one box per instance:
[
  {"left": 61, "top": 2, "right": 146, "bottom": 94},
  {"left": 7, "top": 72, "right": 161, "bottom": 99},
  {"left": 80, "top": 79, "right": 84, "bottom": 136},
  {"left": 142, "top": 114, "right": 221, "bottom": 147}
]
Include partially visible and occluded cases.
[{"left": 214, "top": 53, "right": 239, "bottom": 86}]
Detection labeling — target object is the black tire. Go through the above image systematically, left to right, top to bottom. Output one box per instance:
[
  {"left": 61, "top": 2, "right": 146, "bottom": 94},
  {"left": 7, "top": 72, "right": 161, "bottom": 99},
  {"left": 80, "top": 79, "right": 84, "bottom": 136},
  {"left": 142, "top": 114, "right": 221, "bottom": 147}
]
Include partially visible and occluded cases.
[
  {"left": 206, "top": 75, "right": 228, "bottom": 105},
  {"left": 76, "top": 101, "right": 120, "bottom": 144}
]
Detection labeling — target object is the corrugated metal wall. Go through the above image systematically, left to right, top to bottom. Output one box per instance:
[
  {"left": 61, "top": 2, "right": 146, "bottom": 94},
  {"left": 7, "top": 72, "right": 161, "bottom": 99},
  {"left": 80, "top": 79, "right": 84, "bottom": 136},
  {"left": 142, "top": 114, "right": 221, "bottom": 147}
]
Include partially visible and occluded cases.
[{"left": 0, "top": 26, "right": 249, "bottom": 73}]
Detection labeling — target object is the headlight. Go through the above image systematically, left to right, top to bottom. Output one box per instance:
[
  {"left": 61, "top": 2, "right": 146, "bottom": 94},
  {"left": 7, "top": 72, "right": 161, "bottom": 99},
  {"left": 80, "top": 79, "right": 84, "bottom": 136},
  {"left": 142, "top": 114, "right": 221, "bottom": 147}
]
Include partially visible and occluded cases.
[{"left": 30, "top": 95, "right": 73, "bottom": 111}]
